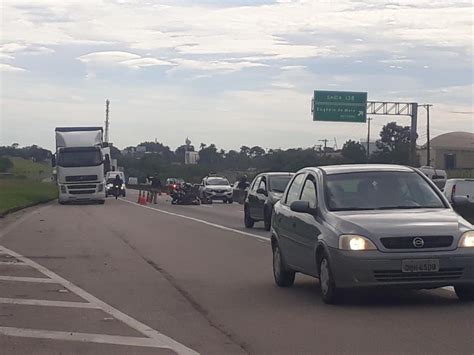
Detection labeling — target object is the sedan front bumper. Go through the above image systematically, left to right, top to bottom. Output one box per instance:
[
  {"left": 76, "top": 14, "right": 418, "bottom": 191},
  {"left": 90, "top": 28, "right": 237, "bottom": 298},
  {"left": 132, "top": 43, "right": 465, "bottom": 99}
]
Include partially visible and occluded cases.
[
  {"left": 204, "top": 190, "right": 233, "bottom": 200},
  {"left": 327, "top": 247, "right": 474, "bottom": 289}
]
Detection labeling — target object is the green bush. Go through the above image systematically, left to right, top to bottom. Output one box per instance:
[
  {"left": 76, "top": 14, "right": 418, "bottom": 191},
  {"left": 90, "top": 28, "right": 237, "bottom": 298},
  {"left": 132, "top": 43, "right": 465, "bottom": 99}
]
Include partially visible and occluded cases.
[{"left": 0, "top": 157, "right": 13, "bottom": 173}]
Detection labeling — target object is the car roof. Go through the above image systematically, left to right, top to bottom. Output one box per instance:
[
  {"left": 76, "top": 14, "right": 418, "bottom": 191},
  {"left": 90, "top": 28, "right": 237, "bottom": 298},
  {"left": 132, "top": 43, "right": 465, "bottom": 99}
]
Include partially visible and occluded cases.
[
  {"left": 306, "top": 164, "right": 414, "bottom": 175},
  {"left": 259, "top": 172, "right": 294, "bottom": 177},
  {"left": 446, "top": 178, "right": 474, "bottom": 182}
]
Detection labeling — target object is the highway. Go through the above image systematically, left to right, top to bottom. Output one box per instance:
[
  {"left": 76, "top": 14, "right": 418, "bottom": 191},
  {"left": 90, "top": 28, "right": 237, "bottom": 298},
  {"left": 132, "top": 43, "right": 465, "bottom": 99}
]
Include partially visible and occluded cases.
[{"left": 0, "top": 194, "right": 473, "bottom": 354}]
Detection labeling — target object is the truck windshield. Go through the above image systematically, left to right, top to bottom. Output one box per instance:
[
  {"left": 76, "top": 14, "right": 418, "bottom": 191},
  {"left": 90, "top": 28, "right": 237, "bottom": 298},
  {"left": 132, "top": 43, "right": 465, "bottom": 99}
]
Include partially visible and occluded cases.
[
  {"left": 58, "top": 149, "right": 102, "bottom": 168},
  {"left": 325, "top": 171, "right": 446, "bottom": 211}
]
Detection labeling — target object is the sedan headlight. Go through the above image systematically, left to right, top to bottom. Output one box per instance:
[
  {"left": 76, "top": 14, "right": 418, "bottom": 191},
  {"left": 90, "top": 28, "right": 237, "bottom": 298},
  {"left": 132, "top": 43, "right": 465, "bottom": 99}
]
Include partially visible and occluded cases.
[
  {"left": 458, "top": 231, "right": 474, "bottom": 248},
  {"left": 339, "top": 234, "right": 377, "bottom": 251}
]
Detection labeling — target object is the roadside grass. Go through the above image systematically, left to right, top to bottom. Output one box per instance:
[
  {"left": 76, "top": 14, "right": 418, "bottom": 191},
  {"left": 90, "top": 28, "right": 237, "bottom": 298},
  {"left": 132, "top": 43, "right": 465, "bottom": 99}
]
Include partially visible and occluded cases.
[
  {"left": 9, "top": 157, "right": 52, "bottom": 181},
  {"left": 0, "top": 179, "right": 57, "bottom": 215}
]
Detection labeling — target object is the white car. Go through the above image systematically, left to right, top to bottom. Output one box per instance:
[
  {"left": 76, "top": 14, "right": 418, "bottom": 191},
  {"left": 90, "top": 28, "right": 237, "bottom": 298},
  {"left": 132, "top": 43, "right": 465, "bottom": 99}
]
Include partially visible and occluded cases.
[
  {"left": 199, "top": 176, "right": 233, "bottom": 204},
  {"left": 444, "top": 179, "right": 474, "bottom": 204}
]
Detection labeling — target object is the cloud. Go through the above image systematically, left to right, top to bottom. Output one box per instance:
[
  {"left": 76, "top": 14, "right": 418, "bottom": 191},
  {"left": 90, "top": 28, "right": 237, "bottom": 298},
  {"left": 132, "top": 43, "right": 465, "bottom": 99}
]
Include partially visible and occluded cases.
[
  {"left": 78, "top": 51, "right": 172, "bottom": 69},
  {"left": 171, "top": 58, "right": 267, "bottom": 73},
  {"left": 0, "top": 63, "right": 27, "bottom": 72}
]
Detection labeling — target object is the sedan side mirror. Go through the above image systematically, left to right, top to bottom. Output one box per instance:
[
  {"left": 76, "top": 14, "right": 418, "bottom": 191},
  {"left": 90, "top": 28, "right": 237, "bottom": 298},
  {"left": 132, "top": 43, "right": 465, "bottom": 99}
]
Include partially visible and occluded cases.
[
  {"left": 257, "top": 188, "right": 268, "bottom": 196},
  {"left": 452, "top": 195, "right": 470, "bottom": 207},
  {"left": 290, "top": 200, "right": 317, "bottom": 214}
]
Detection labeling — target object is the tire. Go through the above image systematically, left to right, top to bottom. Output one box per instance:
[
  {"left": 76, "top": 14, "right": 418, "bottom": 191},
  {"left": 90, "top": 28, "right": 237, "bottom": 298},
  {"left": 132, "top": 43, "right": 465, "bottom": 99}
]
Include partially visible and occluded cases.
[
  {"left": 228, "top": 199, "right": 233, "bottom": 204},
  {"left": 98, "top": 200, "right": 105, "bottom": 205},
  {"left": 59, "top": 201, "right": 66, "bottom": 205},
  {"left": 244, "top": 206, "right": 254, "bottom": 228},
  {"left": 264, "top": 208, "right": 272, "bottom": 231},
  {"left": 272, "top": 243, "right": 295, "bottom": 287},
  {"left": 318, "top": 252, "right": 340, "bottom": 304},
  {"left": 455, "top": 285, "right": 474, "bottom": 301}
]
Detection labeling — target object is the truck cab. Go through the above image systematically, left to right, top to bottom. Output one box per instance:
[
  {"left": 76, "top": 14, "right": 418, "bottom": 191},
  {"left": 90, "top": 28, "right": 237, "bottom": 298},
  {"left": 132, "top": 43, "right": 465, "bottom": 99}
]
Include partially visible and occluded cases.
[{"left": 55, "top": 127, "right": 106, "bottom": 204}]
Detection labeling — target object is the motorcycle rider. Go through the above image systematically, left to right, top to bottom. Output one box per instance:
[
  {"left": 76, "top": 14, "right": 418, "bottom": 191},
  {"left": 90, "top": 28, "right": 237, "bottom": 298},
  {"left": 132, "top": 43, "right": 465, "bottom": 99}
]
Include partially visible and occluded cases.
[{"left": 113, "top": 174, "right": 123, "bottom": 198}]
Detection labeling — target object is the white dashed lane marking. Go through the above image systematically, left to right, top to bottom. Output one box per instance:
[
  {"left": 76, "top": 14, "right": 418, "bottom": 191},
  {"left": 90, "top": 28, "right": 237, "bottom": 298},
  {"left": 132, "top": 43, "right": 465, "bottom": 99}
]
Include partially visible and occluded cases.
[{"left": 0, "top": 245, "right": 198, "bottom": 354}]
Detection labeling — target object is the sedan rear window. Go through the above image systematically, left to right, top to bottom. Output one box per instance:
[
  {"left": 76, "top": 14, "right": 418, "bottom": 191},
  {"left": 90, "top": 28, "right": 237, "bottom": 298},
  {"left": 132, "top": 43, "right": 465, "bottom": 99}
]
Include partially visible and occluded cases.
[{"left": 325, "top": 171, "right": 446, "bottom": 211}]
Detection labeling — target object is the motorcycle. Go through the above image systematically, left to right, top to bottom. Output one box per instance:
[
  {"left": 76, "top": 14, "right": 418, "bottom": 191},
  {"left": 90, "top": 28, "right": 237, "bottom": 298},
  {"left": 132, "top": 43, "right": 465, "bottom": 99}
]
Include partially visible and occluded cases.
[
  {"left": 171, "top": 183, "right": 200, "bottom": 205},
  {"left": 111, "top": 184, "right": 121, "bottom": 199}
]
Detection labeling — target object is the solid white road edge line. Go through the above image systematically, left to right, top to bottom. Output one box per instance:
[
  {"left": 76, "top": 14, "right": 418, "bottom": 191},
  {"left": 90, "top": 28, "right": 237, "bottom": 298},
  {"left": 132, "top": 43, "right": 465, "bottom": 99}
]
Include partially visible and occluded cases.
[
  {"left": 120, "top": 198, "right": 270, "bottom": 243},
  {"left": 0, "top": 245, "right": 198, "bottom": 355},
  {"left": 0, "top": 275, "right": 57, "bottom": 283},
  {"left": 0, "top": 297, "right": 100, "bottom": 309},
  {"left": 0, "top": 327, "right": 182, "bottom": 349}
]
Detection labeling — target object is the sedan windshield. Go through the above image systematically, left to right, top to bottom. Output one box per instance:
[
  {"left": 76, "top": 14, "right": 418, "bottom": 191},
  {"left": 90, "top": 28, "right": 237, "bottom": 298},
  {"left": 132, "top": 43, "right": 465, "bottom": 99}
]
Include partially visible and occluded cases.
[
  {"left": 57, "top": 149, "right": 102, "bottom": 168},
  {"left": 325, "top": 171, "right": 445, "bottom": 211},
  {"left": 269, "top": 176, "right": 292, "bottom": 193},
  {"left": 207, "top": 178, "right": 229, "bottom": 186}
]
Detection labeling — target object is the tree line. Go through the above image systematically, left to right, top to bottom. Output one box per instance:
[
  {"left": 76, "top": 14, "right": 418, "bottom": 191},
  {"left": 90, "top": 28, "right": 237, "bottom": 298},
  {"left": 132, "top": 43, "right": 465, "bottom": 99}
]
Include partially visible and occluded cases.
[{"left": 0, "top": 121, "right": 415, "bottom": 181}]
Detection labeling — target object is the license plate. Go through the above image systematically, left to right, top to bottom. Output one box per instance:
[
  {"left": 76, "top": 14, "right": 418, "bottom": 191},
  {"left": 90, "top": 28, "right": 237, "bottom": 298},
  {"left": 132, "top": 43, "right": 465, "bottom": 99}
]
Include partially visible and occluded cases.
[{"left": 402, "top": 259, "right": 439, "bottom": 273}]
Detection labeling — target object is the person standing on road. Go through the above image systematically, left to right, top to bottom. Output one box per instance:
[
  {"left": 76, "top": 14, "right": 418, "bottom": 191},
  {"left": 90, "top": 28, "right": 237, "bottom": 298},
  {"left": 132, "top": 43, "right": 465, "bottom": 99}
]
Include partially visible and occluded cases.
[{"left": 150, "top": 175, "right": 162, "bottom": 204}]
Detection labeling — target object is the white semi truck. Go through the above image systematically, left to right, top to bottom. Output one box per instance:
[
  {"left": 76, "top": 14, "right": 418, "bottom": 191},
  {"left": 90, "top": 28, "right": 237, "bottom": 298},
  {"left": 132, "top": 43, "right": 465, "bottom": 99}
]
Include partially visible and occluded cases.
[{"left": 54, "top": 127, "right": 106, "bottom": 204}]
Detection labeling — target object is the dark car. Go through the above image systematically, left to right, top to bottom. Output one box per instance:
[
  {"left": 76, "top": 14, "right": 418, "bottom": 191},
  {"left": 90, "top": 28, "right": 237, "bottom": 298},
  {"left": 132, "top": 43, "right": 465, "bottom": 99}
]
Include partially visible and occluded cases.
[
  {"left": 271, "top": 164, "right": 474, "bottom": 304},
  {"left": 244, "top": 172, "right": 294, "bottom": 231}
]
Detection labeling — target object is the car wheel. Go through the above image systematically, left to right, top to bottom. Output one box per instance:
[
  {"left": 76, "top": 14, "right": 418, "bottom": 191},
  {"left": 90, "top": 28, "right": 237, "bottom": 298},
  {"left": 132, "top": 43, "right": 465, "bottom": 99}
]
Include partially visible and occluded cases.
[
  {"left": 228, "top": 199, "right": 233, "bottom": 204},
  {"left": 98, "top": 200, "right": 105, "bottom": 205},
  {"left": 244, "top": 206, "right": 254, "bottom": 228},
  {"left": 264, "top": 208, "right": 272, "bottom": 231},
  {"left": 273, "top": 243, "right": 295, "bottom": 287},
  {"left": 319, "top": 252, "right": 340, "bottom": 304},
  {"left": 455, "top": 285, "right": 474, "bottom": 301}
]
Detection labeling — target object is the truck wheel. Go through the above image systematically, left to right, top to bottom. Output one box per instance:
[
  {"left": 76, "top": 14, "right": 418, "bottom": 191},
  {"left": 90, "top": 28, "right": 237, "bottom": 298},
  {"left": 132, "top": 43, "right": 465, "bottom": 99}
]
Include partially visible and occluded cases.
[
  {"left": 98, "top": 200, "right": 105, "bottom": 205},
  {"left": 273, "top": 243, "right": 295, "bottom": 287},
  {"left": 319, "top": 252, "right": 341, "bottom": 304},
  {"left": 455, "top": 285, "right": 474, "bottom": 301}
]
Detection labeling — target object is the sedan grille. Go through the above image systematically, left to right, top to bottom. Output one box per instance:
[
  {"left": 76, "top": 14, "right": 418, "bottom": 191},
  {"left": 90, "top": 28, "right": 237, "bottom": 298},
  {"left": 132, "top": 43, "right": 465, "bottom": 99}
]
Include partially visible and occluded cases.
[
  {"left": 380, "top": 236, "right": 453, "bottom": 249},
  {"left": 373, "top": 268, "right": 463, "bottom": 282}
]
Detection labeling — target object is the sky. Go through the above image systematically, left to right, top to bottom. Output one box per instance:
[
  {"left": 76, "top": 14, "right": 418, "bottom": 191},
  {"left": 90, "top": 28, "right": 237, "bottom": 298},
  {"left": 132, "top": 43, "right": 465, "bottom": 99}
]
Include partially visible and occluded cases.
[{"left": 0, "top": 0, "right": 473, "bottom": 152}]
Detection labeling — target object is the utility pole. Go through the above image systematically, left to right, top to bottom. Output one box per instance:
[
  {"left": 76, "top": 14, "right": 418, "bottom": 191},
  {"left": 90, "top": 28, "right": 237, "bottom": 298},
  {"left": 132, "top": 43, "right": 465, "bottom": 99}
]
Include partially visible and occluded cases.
[
  {"left": 105, "top": 99, "right": 110, "bottom": 143},
  {"left": 421, "top": 104, "right": 433, "bottom": 166},
  {"left": 366, "top": 117, "right": 372, "bottom": 162}
]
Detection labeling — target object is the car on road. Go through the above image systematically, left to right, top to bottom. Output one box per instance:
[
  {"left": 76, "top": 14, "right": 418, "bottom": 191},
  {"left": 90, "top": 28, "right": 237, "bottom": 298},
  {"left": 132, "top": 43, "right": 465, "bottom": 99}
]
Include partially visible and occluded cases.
[
  {"left": 271, "top": 164, "right": 474, "bottom": 304},
  {"left": 419, "top": 166, "right": 447, "bottom": 190},
  {"left": 105, "top": 171, "right": 126, "bottom": 197},
  {"left": 244, "top": 172, "right": 293, "bottom": 231},
  {"left": 199, "top": 176, "right": 233, "bottom": 204},
  {"left": 444, "top": 178, "right": 474, "bottom": 223}
]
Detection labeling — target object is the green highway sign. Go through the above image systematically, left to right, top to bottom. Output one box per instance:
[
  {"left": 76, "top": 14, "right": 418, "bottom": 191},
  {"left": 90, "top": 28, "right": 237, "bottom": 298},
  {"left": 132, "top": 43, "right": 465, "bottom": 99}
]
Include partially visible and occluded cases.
[{"left": 312, "top": 90, "right": 367, "bottom": 123}]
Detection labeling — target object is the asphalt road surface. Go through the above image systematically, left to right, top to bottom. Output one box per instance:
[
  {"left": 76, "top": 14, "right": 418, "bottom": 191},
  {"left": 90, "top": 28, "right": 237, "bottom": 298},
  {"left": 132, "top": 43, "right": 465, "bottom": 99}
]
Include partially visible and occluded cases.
[{"left": 0, "top": 192, "right": 472, "bottom": 354}]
